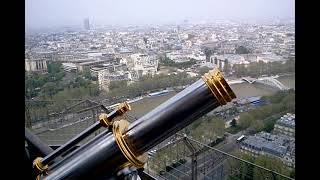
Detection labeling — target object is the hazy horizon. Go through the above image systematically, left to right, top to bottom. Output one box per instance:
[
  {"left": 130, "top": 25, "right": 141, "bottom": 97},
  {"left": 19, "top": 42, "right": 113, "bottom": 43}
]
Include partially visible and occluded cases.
[{"left": 26, "top": 0, "right": 295, "bottom": 29}]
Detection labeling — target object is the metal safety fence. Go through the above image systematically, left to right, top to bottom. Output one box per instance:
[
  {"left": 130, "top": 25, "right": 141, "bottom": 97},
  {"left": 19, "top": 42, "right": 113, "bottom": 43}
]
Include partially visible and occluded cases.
[{"left": 144, "top": 134, "right": 294, "bottom": 180}]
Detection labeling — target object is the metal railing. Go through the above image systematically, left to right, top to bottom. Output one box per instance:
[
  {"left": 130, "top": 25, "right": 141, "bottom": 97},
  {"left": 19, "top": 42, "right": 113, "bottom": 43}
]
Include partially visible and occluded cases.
[
  {"left": 26, "top": 99, "right": 110, "bottom": 145},
  {"left": 26, "top": 101, "right": 294, "bottom": 180},
  {"left": 145, "top": 134, "right": 294, "bottom": 180}
]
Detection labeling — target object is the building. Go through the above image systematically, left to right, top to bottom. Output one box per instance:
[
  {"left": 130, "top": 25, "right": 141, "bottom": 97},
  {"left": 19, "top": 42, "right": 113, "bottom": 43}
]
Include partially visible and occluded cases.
[
  {"left": 84, "top": 18, "right": 90, "bottom": 30},
  {"left": 166, "top": 51, "right": 186, "bottom": 62},
  {"left": 88, "top": 52, "right": 102, "bottom": 58},
  {"left": 187, "top": 52, "right": 206, "bottom": 61},
  {"left": 127, "top": 54, "right": 158, "bottom": 78},
  {"left": 209, "top": 54, "right": 248, "bottom": 69},
  {"left": 243, "top": 54, "right": 257, "bottom": 62},
  {"left": 256, "top": 54, "right": 286, "bottom": 63},
  {"left": 208, "top": 56, "right": 225, "bottom": 69},
  {"left": 63, "top": 58, "right": 114, "bottom": 72},
  {"left": 25, "top": 59, "right": 47, "bottom": 72},
  {"left": 77, "top": 60, "right": 107, "bottom": 72},
  {"left": 62, "top": 63, "right": 77, "bottom": 72},
  {"left": 90, "top": 67, "right": 107, "bottom": 77},
  {"left": 98, "top": 70, "right": 132, "bottom": 92},
  {"left": 273, "top": 113, "right": 295, "bottom": 137},
  {"left": 240, "top": 132, "right": 295, "bottom": 168}
]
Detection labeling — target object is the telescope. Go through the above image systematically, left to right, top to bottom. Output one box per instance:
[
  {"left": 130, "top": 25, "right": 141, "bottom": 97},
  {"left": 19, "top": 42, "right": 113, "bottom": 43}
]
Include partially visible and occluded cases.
[{"left": 29, "top": 68, "right": 236, "bottom": 180}]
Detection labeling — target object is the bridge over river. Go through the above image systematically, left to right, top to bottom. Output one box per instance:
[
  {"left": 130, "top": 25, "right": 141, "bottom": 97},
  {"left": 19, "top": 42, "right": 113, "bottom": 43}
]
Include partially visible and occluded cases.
[{"left": 228, "top": 75, "right": 290, "bottom": 91}]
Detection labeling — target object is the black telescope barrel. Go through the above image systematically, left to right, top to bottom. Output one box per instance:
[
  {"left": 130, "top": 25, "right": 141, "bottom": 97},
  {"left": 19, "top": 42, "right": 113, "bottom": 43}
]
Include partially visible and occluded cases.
[
  {"left": 42, "top": 68, "right": 236, "bottom": 180},
  {"left": 126, "top": 78, "right": 220, "bottom": 153},
  {"left": 40, "top": 105, "right": 124, "bottom": 165},
  {"left": 40, "top": 122, "right": 101, "bottom": 165},
  {"left": 25, "top": 127, "right": 54, "bottom": 156}
]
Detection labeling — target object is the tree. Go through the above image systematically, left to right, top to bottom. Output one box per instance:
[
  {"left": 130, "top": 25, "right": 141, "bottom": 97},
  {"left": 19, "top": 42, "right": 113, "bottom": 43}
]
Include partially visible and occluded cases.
[
  {"left": 143, "top": 37, "right": 148, "bottom": 44},
  {"left": 236, "top": 46, "right": 250, "bottom": 54},
  {"left": 203, "top": 47, "right": 214, "bottom": 62},
  {"left": 161, "top": 58, "right": 196, "bottom": 69},
  {"left": 232, "top": 58, "right": 295, "bottom": 78},
  {"left": 218, "top": 59, "right": 222, "bottom": 69},
  {"left": 285, "top": 59, "right": 295, "bottom": 72},
  {"left": 257, "top": 61, "right": 267, "bottom": 75},
  {"left": 270, "top": 61, "right": 282, "bottom": 75},
  {"left": 47, "top": 62, "right": 62, "bottom": 74},
  {"left": 247, "top": 62, "right": 260, "bottom": 78},
  {"left": 233, "top": 64, "right": 247, "bottom": 77},
  {"left": 198, "top": 67, "right": 211, "bottom": 75},
  {"left": 82, "top": 69, "right": 92, "bottom": 80},
  {"left": 54, "top": 72, "right": 65, "bottom": 81},
  {"left": 104, "top": 72, "right": 197, "bottom": 99},
  {"left": 91, "top": 76, "right": 98, "bottom": 81},
  {"left": 109, "top": 81, "right": 128, "bottom": 91},
  {"left": 41, "top": 82, "right": 57, "bottom": 99},
  {"left": 88, "top": 83, "right": 100, "bottom": 96},
  {"left": 235, "top": 90, "right": 295, "bottom": 134},
  {"left": 282, "top": 92, "right": 295, "bottom": 112},
  {"left": 239, "top": 113, "right": 254, "bottom": 129},
  {"left": 190, "top": 115, "right": 225, "bottom": 143},
  {"left": 210, "top": 117, "right": 225, "bottom": 137},
  {"left": 262, "top": 117, "right": 278, "bottom": 133},
  {"left": 230, "top": 119, "right": 237, "bottom": 127},
  {"left": 247, "top": 120, "right": 264, "bottom": 134},
  {"left": 228, "top": 150, "right": 255, "bottom": 179},
  {"left": 229, "top": 151, "right": 291, "bottom": 180},
  {"left": 253, "top": 155, "right": 291, "bottom": 180},
  {"left": 290, "top": 169, "right": 295, "bottom": 178}
]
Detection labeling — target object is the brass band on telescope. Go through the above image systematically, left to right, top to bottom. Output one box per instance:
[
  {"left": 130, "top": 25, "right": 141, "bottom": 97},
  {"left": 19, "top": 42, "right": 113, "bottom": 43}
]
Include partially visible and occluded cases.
[
  {"left": 202, "top": 68, "right": 236, "bottom": 105},
  {"left": 111, "top": 69, "right": 234, "bottom": 167},
  {"left": 99, "top": 102, "right": 132, "bottom": 127},
  {"left": 99, "top": 102, "right": 147, "bottom": 168},
  {"left": 117, "top": 102, "right": 131, "bottom": 115},
  {"left": 99, "top": 113, "right": 112, "bottom": 127},
  {"left": 112, "top": 120, "right": 148, "bottom": 168},
  {"left": 33, "top": 157, "right": 48, "bottom": 172},
  {"left": 33, "top": 157, "right": 49, "bottom": 180},
  {"left": 116, "top": 161, "right": 132, "bottom": 171}
]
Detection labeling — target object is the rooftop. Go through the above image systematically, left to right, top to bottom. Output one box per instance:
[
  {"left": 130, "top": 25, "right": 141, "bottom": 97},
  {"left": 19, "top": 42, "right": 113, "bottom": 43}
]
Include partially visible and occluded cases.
[
  {"left": 277, "top": 113, "right": 295, "bottom": 128},
  {"left": 242, "top": 132, "right": 294, "bottom": 157}
]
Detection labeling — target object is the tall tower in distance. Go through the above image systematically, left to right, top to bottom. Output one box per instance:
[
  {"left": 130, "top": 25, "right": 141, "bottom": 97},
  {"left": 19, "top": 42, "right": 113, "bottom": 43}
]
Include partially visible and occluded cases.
[{"left": 84, "top": 18, "right": 90, "bottom": 30}]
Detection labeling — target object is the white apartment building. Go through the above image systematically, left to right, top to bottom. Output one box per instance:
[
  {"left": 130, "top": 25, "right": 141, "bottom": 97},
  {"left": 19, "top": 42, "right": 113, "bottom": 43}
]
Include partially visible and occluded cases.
[
  {"left": 127, "top": 53, "right": 158, "bottom": 78},
  {"left": 25, "top": 59, "right": 48, "bottom": 72},
  {"left": 98, "top": 70, "right": 132, "bottom": 92}
]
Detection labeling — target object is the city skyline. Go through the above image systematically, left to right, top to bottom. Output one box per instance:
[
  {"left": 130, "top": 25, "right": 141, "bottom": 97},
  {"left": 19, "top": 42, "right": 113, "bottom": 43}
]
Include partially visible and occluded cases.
[
  {"left": 26, "top": 0, "right": 295, "bottom": 29},
  {"left": 25, "top": 2, "right": 295, "bottom": 177}
]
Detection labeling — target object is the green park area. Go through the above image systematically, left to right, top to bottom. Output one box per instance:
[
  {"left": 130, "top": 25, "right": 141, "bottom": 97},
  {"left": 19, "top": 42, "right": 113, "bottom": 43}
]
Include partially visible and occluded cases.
[
  {"left": 227, "top": 89, "right": 295, "bottom": 135},
  {"left": 228, "top": 150, "right": 295, "bottom": 179}
]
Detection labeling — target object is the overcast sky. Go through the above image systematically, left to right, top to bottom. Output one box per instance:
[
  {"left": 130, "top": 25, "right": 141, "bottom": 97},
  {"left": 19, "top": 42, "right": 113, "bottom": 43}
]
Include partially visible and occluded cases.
[{"left": 26, "top": 0, "right": 295, "bottom": 28}]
